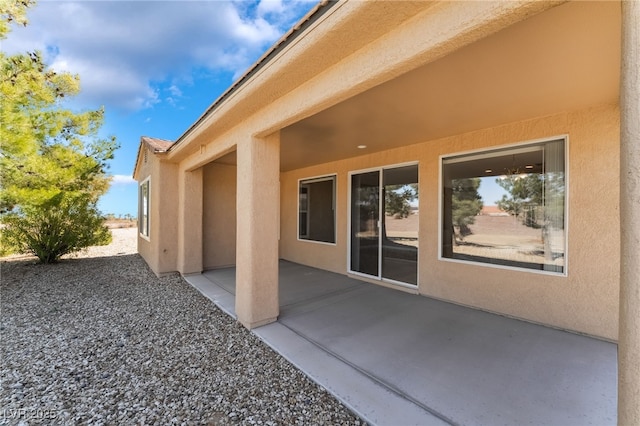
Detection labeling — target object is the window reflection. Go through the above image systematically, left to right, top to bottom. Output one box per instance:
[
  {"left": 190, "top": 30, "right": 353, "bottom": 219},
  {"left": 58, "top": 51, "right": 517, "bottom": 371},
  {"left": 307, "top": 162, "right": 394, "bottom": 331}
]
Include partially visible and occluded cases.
[
  {"left": 442, "top": 140, "right": 565, "bottom": 273},
  {"left": 299, "top": 176, "right": 336, "bottom": 244}
]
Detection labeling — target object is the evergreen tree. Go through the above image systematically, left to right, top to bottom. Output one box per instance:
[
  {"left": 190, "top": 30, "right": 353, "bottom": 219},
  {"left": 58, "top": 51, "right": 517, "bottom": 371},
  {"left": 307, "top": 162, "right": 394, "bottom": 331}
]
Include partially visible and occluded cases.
[
  {"left": 1, "top": 1, "right": 119, "bottom": 262},
  {"left": 496, "top": 173, "right": 543, "bottom": 227},
  {"left": 451, "top": 178, "right": 483, "bottom": 238},
  {"left": 385, "top": 184, "right": 418, "bottom": 218}
]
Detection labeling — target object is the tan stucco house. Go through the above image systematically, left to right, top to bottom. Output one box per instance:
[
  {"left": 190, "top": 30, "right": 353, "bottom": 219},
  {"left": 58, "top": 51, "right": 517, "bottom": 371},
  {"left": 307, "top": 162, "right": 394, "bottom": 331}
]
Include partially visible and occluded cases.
[{"left": 133, "top": 1, "right": 639, "bottom": 422}]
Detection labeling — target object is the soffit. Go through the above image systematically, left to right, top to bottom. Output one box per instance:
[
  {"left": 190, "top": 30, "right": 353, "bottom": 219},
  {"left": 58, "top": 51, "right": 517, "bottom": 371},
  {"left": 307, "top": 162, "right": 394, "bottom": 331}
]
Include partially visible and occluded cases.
[
  {"left": 169, "top": 1, "right": 434, "bottom": 161},
  {"left": 279, "top": 1, "right": 621, "bottom": 172}
]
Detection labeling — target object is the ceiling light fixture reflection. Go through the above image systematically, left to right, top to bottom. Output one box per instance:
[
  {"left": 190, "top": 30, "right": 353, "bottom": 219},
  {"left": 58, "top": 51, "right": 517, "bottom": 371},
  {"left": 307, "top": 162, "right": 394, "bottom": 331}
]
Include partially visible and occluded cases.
[
  {"left": 357, "top": 145, "right": 367, "bottom": 149},
  {"left": 525, "top": 165, "right": 534, "bottom": 169},
  {"left": 485, "top": 169, "right": 493, "bottom": 173}
]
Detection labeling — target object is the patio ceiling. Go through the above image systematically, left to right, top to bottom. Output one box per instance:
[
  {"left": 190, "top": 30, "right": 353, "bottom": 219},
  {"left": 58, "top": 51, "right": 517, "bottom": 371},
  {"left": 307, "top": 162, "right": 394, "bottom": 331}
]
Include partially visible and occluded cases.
[{"left": 279, "top": 1, "right": 621, "bottom": 172}]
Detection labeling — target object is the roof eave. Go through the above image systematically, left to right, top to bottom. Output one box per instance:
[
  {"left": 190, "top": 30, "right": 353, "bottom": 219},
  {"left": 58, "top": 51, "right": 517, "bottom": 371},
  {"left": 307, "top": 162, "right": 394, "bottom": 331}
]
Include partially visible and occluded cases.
[
  {"left": 165, "top": 0, "right": 336, "bottom": 157},
  {"left": 132, "top": 136, "right": 173, "bottom": 179}
]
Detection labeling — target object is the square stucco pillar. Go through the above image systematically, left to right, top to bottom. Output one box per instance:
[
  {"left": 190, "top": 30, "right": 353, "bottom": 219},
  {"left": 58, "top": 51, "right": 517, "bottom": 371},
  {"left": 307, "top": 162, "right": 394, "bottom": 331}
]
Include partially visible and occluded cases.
[
  {"left": 619, "top": 2, "right": 640, "bottom": 425},
  {"left": 235, "top": 132, "right": 280, "bottom": 329},
  {"left": 178, "top": 168, "right": 203, "bottom": 275}
]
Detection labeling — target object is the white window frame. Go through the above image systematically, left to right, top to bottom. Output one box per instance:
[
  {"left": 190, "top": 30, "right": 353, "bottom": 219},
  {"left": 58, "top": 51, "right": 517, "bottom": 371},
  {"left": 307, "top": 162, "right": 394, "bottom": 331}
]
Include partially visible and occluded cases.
[
  {"left": 438, "top": 135, "right": 569, "bottom": 276},
  {"left": 347, "top": 161, "right": 420, "bottom": 289},
  {"left": 297, "top": 174, "right": 337, "bottom": 245},
  {"left": 139, "top": 176, "right": 151, "bottom": 241}
]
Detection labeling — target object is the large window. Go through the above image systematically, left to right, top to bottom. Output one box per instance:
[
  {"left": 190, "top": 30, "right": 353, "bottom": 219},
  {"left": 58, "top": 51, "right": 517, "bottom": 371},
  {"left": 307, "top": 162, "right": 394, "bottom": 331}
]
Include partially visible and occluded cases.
[
  {"left": 441, "top": 138, "right": 566, "bottom": 273},
  {"left": 298, "top": 175, "right": 336, "bottom": 244},
  {"left": 139, "top": 178, "right": 150, "bottom": 239}
]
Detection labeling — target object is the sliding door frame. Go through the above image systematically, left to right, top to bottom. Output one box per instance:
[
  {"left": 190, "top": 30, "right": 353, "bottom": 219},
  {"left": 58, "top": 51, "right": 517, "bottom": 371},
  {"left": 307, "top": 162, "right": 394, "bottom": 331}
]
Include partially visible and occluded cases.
[{"left": 347, "top": 161, "right": 419, "bottom": 288}]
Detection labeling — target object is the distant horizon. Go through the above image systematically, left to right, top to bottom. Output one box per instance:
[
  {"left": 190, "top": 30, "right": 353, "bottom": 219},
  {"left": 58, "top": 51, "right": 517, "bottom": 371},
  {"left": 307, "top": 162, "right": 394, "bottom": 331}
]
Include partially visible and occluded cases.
[{"left": 96, "top": 168, "right": 511, "bottom": 217}]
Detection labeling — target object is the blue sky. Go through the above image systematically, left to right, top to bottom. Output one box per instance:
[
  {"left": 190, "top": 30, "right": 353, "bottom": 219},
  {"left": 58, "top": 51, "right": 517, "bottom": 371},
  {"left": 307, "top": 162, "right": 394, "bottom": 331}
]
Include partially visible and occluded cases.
[{"left": 3, "top": 0, "right": 317, "bottom": 217}]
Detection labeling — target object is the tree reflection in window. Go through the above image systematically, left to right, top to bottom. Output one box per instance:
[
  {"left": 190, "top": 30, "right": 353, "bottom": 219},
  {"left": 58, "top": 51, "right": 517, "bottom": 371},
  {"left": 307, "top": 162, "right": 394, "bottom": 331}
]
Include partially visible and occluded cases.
[{"left": 442, "top": 139, "right": 565, "bottom": 273}]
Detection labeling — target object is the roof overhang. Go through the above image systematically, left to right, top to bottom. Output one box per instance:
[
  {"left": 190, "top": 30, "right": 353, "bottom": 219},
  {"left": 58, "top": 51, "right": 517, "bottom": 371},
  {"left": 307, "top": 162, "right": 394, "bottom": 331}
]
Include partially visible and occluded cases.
[
  {"left": 164, "top": 0, "right": 439, "bottom": 163},
  {"left": 279, "top": 0, "right": 621, "bottom": 170},
  {"left": 140, "top": 1, "right": 620, "bottom": 173},
  {"left": 132, "top": 136, "right": 173, "bottom": 180}
]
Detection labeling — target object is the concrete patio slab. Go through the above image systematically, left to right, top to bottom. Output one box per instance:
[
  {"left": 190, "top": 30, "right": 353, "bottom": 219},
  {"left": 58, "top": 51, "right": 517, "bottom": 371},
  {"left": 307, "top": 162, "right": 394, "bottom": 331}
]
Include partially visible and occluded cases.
[
  {"left": 190, "top": 261, "right": 617, "bottom": 426},
  {"left": 186, "top": 273, "right": 236, "bottom": 318},
  {"left": 253, "top": 322, "right": 448, "bottom": 426}
]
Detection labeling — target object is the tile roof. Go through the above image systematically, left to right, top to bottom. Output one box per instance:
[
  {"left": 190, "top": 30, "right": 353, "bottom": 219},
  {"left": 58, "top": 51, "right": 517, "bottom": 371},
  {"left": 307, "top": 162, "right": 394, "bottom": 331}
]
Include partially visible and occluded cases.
[
  {"left": 132, "top": 136, "right": 174, "bottom": 178},
  {"left": 141, "top": 136, "right": 173, "bottom": 153}
]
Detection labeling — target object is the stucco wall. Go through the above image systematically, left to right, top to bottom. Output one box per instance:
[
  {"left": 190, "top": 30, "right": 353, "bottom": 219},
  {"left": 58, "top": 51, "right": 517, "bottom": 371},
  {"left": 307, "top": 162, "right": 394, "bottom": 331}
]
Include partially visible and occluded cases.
[
  {"left": 279, "top": 104, "right": 620, "bottom": 340},
  {"left": 135, "top": 146, "right": 157, "bottom": 272},
  {"left": 135, "top": 147, "right": 179, "bottom": 276},
  {"left": 155, "top": 162, "right": 179, "bottom": 274},
  {"left": 203, "top": 162, "right": 237, "bottom": 270}
]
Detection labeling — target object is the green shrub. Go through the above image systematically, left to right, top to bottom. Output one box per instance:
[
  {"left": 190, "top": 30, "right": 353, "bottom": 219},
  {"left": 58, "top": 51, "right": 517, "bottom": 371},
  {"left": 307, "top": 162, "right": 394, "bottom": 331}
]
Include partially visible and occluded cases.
[{"left": 1, "top": 192, "right": 111, "bottom": 263}]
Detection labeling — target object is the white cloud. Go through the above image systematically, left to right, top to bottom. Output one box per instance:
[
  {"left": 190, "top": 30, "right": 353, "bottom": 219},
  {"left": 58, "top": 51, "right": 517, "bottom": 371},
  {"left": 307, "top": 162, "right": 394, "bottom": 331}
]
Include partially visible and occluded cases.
[
  {"left": 2, "top": 0, "right": 316, "bottom": 112},
  {"left": 257, "top": 0, "right": 317, "bottom": 23},
  {"left": 258, "top": 0, "right": 286, "bottom": 16},
  {"left": 50, "top": 54, "right": 160, "bottom": 110},
  {"left": 165, "top": 84, "right": 183, "bottom": 106},
  {"left": 168, "top": 85, "right": 183, "bottom": 98},
  {"left": 111, "top": 174, "right": 137, "bottom": 185}
]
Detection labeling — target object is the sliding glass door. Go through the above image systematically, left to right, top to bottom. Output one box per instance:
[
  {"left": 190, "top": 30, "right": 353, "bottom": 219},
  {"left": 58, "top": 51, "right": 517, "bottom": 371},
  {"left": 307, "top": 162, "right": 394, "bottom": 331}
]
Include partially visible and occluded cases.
[
  {"left": 350, "top": 164, "right": 418, "bottom": 286},
  {"left": 382, "top": 165, "right": 419, "bottom": 284},
  {"left": 350, "top": 171, "right": 380, "bottom": 277}
]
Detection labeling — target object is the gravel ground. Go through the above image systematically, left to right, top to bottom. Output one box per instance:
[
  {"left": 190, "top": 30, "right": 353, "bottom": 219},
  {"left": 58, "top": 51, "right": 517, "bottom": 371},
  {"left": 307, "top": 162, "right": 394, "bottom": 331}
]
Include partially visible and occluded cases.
[{"left": 1, "top": 228, "right": 362, "bottom": 425}]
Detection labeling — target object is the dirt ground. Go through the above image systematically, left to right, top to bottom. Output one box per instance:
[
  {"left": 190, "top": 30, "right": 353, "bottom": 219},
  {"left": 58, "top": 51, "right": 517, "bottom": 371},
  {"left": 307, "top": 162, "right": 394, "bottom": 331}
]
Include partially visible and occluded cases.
[
  {"left": 382, "top": 211, "right": 564, "bottom": 267},
  {"left": 455, "top": 215, "right": 565, "bottom": 267},
  {"left": 105, "top": 219, "right": 137, "bottom": 229}
]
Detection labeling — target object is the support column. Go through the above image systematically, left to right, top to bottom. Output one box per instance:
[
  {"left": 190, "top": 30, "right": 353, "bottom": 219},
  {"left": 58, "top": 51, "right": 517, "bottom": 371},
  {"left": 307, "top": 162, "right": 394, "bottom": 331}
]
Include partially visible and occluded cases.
[
  {"left": 619, "top": 2, "right": 640, "bottom": 425},
  {"left": 235, "top": 132, "right": 280, "bottom": 329},
  {"left": 177, "top": 168, "right": 203, "bottom": 274}
]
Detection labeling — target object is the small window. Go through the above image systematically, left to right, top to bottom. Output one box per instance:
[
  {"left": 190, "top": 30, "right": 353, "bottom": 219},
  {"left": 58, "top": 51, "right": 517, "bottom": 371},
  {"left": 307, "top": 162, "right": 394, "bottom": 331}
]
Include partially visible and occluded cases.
[
  {"left": 441, "top": 138, "right": 566, "bottom": 273},
  {"left": 298, "top": 175, "right": 336, "bottom": 244},
  {"left": 139, "top": 178, "right": 150, "bottom": 238}
]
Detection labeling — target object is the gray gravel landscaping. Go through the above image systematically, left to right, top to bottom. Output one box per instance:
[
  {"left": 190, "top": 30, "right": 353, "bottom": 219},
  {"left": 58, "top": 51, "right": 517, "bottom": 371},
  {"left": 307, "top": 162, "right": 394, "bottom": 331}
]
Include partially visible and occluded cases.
[{"left": 1, "top": 229, "right": 362, "bottom": 425}]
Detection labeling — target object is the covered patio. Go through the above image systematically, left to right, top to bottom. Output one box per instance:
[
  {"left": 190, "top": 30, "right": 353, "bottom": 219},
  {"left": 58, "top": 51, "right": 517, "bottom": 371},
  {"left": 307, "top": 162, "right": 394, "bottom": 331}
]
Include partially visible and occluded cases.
[
  {"left": 135, "top": 1, "right": 638, "bottom": 422},
  {"left": 185, "top": 261, "right": 617, "bottom": 425}
]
